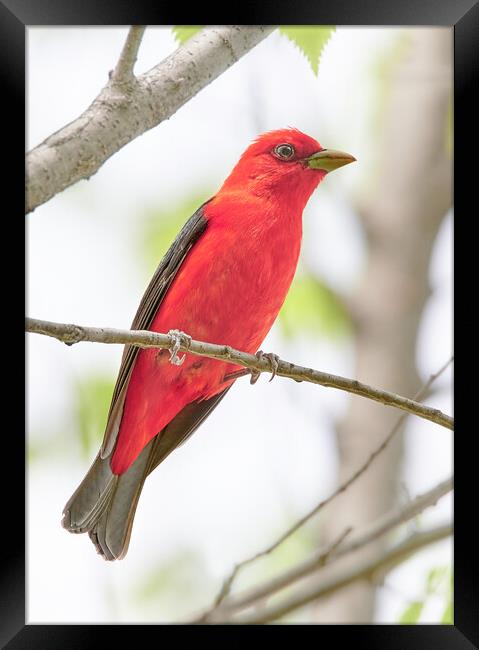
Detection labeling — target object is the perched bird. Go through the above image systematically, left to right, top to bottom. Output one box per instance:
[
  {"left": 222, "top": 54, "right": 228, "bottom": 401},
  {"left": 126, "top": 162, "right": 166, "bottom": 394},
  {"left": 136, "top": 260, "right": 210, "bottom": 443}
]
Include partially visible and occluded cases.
[{"left": 62, "top": 128, "right": 355, "bottom": 560}]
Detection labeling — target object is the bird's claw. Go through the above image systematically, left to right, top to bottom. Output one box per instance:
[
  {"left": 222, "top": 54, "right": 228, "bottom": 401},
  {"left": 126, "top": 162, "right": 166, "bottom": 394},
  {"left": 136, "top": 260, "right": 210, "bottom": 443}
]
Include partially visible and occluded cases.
[
  {"left": 167, "top": 329, "right": 191, "bottom": 366},
  {"left": 250, "top": 350, "right": 280, "bottom": 384}
]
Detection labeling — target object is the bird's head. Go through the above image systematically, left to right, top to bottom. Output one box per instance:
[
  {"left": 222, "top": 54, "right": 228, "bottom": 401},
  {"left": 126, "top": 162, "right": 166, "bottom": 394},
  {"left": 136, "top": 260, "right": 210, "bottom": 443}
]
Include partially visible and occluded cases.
[{"left": 219, "top": 128, "right": 355, "bottom": 211}]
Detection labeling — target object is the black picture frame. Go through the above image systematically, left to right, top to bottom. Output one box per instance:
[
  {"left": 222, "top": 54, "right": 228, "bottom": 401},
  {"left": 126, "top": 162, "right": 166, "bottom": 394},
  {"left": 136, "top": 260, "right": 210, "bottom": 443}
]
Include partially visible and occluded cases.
[{"left": 7, "top": 0, "right": 473, "bottom": 646}]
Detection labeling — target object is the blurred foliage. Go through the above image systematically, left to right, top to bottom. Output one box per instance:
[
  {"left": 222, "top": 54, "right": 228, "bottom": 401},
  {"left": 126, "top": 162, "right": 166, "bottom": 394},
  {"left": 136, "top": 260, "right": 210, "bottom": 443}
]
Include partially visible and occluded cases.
[
  {"left": 172, "top": 26, "right": 335, "bottom": 76},
  {"left": 279, "top": 27, "right": 335, "bottom": 76},
  {"left": 138, "top": 190, "right": 212, "bottom": 273},
  {"left": 278, "top": 271, "right": 351, "bottom": 340},
  {"left": 28, "top": 372, "right": 116, "bottom": 464},
  {"left": 73, "top": 373, "right": 116, "bottom": 460},
  {"left": 28, "top": 430, "right": 69, "bottom": 465},
  {"left": 128, "top": 498, "right": 323, "bottom": 620},
  {"left": 129, "top": 511, "right": 320, "bottom": 619},
  {"left": 235, "top": 515, "right": 345, "bottom": 623},
  {"left": 229, "top": 516, "right": 320, "bottom": 623},
  {"left": 242, "top": 520, "right": 318, "bottom": 589},
  {"left": 132, "top": 547, "right": 211, "bottom": 618},
  {"left": 398, "top": 564, "right": 452, "bottom": 624},
  {"left": 431, "top": 566, "right": 453, "bottom": 624},
  {"left": 441, "top": 597, "right": 452, "bottom": 624},
  {"left": 399, "top": 599, "right": 424, "bottom": 624}
]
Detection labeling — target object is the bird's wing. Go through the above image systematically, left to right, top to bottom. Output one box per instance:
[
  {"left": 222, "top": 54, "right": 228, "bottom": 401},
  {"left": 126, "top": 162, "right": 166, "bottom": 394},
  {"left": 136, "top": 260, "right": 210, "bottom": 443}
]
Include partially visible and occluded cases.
[{"left": 100, "top": 200, "right": 211, "bottom": 459}]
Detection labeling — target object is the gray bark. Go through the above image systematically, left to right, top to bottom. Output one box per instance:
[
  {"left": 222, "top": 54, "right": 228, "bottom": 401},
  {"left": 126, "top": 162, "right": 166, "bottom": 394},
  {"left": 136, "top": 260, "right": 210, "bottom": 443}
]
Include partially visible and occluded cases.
[
  {"left": 26, "top": 26, "right": 274, "bottom": 214},
  {"left": 313, "top": 28, "right": 452, "bottom": 623},
  {"left": 25, "top": 317, "right": 453, "bottom": 430},
  {"left": 198, "top": 477, "right": 452, "bottom": 622},
  {"left": 233, "top": 525, "right": 451, "bottom": 624}
]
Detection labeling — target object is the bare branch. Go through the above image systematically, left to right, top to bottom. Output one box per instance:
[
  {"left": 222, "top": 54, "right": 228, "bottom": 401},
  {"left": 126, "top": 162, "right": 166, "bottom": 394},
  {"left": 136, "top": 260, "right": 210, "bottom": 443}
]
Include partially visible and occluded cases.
[
  {"left": 26, "top": 26, "right": 274, "bottom": 214},
  {"left": 110, "top": 26, "right": 146, "bottom": 83},
  {"left": 26, "top": 318, "right": 454, "bottom": 431},
  {"left": 203, "top": 356, "right": 453, "bottom": 610},
  {"left": 200, "top": 476, "right": 452, "bottom": 621},
  {"left": 222, "top": 524, "right": 452, "bottom": 623},
  {"left": 200, "top": 526, "right": 353, "bottom": 620}
]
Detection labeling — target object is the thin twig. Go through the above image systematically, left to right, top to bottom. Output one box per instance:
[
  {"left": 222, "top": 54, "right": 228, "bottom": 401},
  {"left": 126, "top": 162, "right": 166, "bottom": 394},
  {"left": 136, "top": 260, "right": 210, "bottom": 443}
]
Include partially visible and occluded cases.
[
  {"left": 26, "top": 26, "right": 274, "bottom": 214},
  {"left": 111, "top": 26, "right": 146, "bottom": 83},
  {"left": 25, "top": 318, "right": 454, "bottom": 431},
  {"left": 203, "top": 356, "right": 453, "bottom": 610},
  {"left": 199, "top": 476, "right": 452, "bottom": 620},
  {"left": 226, "top": 524, "right": 452, "bottom": 623},
  {"left": 197, "top": 526, "right": 353, "bottom": 622}
]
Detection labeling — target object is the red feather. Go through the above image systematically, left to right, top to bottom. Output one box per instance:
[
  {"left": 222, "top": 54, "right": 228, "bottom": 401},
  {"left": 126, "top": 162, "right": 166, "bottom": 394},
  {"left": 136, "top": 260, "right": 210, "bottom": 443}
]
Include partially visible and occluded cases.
[{"left": 111, "top": 128, "right": 326, "bottom": 474}]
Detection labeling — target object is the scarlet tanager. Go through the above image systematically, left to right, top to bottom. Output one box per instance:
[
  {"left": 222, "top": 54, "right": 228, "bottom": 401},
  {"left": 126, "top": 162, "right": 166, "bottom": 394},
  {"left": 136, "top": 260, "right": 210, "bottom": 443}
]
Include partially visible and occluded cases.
[{"left": 62, "top": 128, "right": 355, "bottom": 560}]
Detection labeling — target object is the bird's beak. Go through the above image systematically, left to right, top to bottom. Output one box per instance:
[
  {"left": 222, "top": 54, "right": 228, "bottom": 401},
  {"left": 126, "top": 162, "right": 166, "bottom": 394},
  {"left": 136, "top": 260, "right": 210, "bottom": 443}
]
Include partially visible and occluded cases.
[{"left": 305, "top": 149, "right": 356, "bottom": 173}]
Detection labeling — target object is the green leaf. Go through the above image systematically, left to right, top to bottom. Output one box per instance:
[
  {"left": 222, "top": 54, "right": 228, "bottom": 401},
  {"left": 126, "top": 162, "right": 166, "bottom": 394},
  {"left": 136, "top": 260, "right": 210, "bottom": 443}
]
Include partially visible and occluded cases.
[
  {"left": 172, "top": 26, "right": 204, "bottom": 45},
  {"left": 172, "top": 26, "right": 335, "bottom": 75},
  {"left": 279, "top": 27, "right": 335, "bottom": 75},
  {"left": 278, "top": 272, "right": 351, "bottom": 341},
  {"left": 399, "top": 600, "right": 424, "bottom": 624}
]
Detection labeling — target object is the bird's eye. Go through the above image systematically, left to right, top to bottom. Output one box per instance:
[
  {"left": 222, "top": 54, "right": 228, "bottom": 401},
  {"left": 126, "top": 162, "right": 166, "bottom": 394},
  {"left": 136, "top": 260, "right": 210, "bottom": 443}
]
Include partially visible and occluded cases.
[{"left": 273, "top": 144, "right": 295, "bottom": 160}]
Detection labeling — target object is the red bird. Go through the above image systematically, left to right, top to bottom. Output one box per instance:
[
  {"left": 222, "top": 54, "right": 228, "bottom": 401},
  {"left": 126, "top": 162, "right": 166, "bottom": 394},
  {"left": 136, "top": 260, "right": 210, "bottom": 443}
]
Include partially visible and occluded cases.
[{"left": 62, "top": 128, "right": 355, "bottom": 560}]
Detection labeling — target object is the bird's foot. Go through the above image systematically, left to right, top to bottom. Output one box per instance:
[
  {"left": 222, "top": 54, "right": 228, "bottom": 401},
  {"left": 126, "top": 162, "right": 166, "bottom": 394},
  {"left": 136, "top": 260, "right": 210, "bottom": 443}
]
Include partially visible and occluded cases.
[
  {"left": 167, "top": 329, "right": 192, "bottom": 366},
  {"left": 250, "top": 350, "right": 280, "bottom": 384}
]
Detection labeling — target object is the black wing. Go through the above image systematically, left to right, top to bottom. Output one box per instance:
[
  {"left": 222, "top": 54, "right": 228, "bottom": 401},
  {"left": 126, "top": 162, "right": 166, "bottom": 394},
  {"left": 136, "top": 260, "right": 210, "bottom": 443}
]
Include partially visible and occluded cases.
[{"left": 100, "top": 201, "right": 211, "bottom": 458}]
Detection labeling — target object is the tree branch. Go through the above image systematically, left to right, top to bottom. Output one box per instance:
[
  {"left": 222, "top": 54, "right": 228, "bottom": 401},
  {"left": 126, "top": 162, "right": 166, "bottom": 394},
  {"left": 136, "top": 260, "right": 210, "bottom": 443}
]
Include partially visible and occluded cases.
[
  {"left": 25, "top": 25, "right": 274, "bottom": 214},
  {"left": 110, "top": 26, "right": 146, "bottom": 83},
  {"left": 26, "top": 317, "right": 454, "bottom": 431},
  {"left": 191, "top": 356, "right": 453, "bottom": 612},
  {"left": 199, "top": 476, "right": 452, "bottom": 621},
  {"left": 219, "top": 523, "right": 452, "bottom": 623}
]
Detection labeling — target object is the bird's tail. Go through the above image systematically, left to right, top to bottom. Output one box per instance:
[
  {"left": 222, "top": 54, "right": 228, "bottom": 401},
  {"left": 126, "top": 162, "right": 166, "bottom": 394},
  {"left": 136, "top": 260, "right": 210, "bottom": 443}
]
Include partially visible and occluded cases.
[
  {"left": 61, "top": 389, "right": 232, "bottom": 559},
  {"left": 61, "top": 439, "right": 156, "bottom": 561}
]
